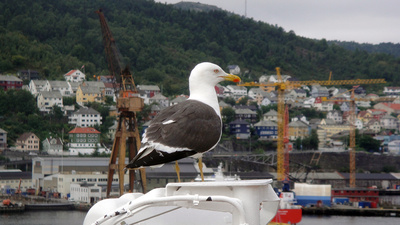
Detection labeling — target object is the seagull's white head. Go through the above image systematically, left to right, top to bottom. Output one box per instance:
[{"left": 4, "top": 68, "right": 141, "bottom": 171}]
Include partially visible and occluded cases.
[
  {"left": 188, "top": 62, "right": 241, "bottom": 116},
  {"left": 189, "top": 62, "right": 241, "bottom": 89}
]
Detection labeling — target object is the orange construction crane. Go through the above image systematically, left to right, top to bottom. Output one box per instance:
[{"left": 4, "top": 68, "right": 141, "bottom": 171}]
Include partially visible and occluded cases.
[
  {"left": 96, "top": 9, "right": 145, "bottom": 197},
  {"left": 238, "top": 68, "right": 386, "bottom": 184},
  {"left": 283, "top": 105, "right": 291, "bottom": 182}
]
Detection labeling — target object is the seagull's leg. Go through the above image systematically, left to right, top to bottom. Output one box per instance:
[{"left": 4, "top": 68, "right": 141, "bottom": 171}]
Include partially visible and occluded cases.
[
  {"left": 198, "top": 157, "right": 204, "bottom": 182},
  {"left": 175, "top": 161, "right": 181, "bottom": 182}
]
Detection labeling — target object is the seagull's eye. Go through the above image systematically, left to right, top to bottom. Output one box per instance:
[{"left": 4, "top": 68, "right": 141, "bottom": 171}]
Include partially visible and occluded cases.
[{"left": 214, "top": 69, "right": 219, "bottom": 73}]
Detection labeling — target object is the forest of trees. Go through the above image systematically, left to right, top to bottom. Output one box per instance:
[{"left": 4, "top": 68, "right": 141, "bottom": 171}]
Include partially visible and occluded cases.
[{"left": 1, "top": 0, "right": 399, "bottom": 97}]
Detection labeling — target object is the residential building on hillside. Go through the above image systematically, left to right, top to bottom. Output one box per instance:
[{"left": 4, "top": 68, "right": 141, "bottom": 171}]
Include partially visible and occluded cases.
[
  {"left": 227, "top": 65, "right": 240, "bottom": 74},
  {"left": 64, "top": 69, "right": 86, "bottom": 82},
  {"left": 17, "top": 70, "right": 40, "bottom": 80},
  {"left": 259, "top": 74, "right": 291, "bottom": 83},
  {"left": 0, "top": 75, "right": 23, "bottom": 91},
  {"left": 98, "top": 75, "right": 115, "bottom": 83},
  {"left": 28, "top": 80, "right": 47, "bottom": 96},
  {"left": 44, "top": 80, "right": 71, "bottom": 96},
  {"left": 82, "top": 81, "right": 106, "bottom": 92},
  {"left": 69, "top": 82, "right": 80, "bottom": 96},
  {"left": 103, "top": 82, "right": 115, "bottom": 98},
  {"left": 137, "top": 85, "right": 161, "bottom": 98},
  {"left": 226, "top": 85, "right": 247, "bottom": 100},
  {"left": 311, "top": 85, "right": 329, "bottom": 98},
  {"left": 76, "top": 86, "right": 104, "bottom": 105},
  {"left": 354, "top": 86, "right": 366, "bottom": 95},
  {"left": 383, "top": 87, "right": 400, "bottom": 96},
  {"left": 289, "top": 89, "right": 307, "bottom": 98},
  {"left": 37, "top": 91, "right": 63, "bottom": 113},
  {"left": 148, "top": 93, "right": 169, "bottom": 107},
  {"left": 313, "top": 97, "right": 333, "bottom": 111},
  {"left": 374, "top": 103, "right": 400, "bottom": 115},
  {"left": 69, "top": 107, "right": 102, "bottom": 127},
  {"left": 234, "top": 108, "right": 257, "bottom": 123},
  {"left": 263, "top": 109, "right": 278, "bottom": 122},
  {"left": 327, "top": 110, "right": 343, "bottom": 124},
  {"left": 380, "top": 114, "right": 398, "bottom": 130},
  {"left": 291, "top": 115, "right": 309, "bottom": 124},
  {"left": 229, "top": 119, "right": 250, "bottom": 139},
  {"left": 317, "top": 119, "right": 351, "bottom": 148},
  {"left": 365, "top": 119, "right": 381, "bottom": 134},
  {"left": 254, "top": 120, "right": 278, "bottom": 140},
  {"left": 289, "top": 121, "right": 310, "bottom": 141},
  {"left": 68, "top": 127, "right": 107, "bottom": 155},
  {"left": 0, "top": 128, "right": 7, "bottom": 151},
  {"left": 15, "top": 132, "right": 40, "bottom": 152},
  {"left": 42, "top": 137, "right": 64, "bottom": 156},
  {"left": 388, "top": 140, "right": 400, "bottom": 155}
]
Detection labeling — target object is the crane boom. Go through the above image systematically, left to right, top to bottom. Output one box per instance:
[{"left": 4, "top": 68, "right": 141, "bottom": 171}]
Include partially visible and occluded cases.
[{"left": 96, "top": 9, "right": 138, "bottom": 98}]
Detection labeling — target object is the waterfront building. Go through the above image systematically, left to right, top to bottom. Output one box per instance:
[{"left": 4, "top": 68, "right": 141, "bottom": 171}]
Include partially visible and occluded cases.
[{"left": 0, "top": 169, "right": 32, "bottom": 194}]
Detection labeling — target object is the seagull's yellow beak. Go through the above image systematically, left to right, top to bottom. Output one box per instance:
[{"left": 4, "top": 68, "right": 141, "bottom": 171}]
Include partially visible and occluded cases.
[{"left": 223, "top": 74, "right": 241, "bottom": 83}]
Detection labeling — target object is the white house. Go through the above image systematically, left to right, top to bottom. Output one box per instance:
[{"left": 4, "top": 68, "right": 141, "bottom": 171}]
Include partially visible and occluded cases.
[
  {"left": 227, "top": 65, "right": 240, "bottom": 75},
  {"left": 64, "top": 69, "right": 86, "bottom": 82},
  {"left": 259, "top": 74, "right": 291, "bottom": 83},
  {"left": 28, "top": 80, "right": 47, "bottom": 96},
  {"left": 44, "top": 80, "right": 72, "bottom": 97},
  {"left": 226, "top": 85, "right": 247, "bottom": 100},
  {"left": 383, "top": 87, "right": 400, "bottom": 96},
  {"left": 37, "top": 91, "right": 63, "bottom": 113},
  {"left": 149, "top": 93, "right": 169, "bottom": 107},
  {"left": 302, "top": 97, "right": 315, "bottom": 108},
  {"left": 68, "top": 107, "right": 102, "bottom": 127},
  {"left": 327, "top": 110, "right": 342, "bottom": 124},
  {"left": 380, "top": 114, "right": 398, "bottom": 130},
  {"left": 355, "top": 119, "right": 364, "bottom": 130},
  {"left": 42, "top": 137, "right": 65, "bottom": 156},
  {"left": 388, "top": 140, "right": 400, "bottom": 155},
  {"left": 70, "top": 183, "right": 102, "bottom": 204}
]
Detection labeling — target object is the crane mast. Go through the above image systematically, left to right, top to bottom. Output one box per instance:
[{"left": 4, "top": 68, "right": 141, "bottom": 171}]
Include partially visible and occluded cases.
[
  {"left": 96, "top": 9, "right": 146, "bottom": 197},
  {"left": 238, "top": 69, "right": 386, "bottom": 188}
]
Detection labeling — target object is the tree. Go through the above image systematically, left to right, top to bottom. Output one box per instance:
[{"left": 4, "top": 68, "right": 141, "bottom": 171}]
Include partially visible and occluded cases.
[
  {"left": 221, "top": 107, "right": 236, "bottom": 124},
  {"left": 358, "top": 135, "right": 381, "bottom": 152}
]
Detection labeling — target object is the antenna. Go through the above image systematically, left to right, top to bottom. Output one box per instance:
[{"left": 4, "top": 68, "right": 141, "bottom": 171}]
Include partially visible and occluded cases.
[{"left": 245, "top": 0, "right": 247, "bottom": 17}]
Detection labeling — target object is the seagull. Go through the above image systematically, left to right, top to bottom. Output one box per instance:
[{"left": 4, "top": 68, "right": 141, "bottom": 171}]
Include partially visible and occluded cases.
[{"left": 126, "top": 62, "right": 241, "bottom": 181}]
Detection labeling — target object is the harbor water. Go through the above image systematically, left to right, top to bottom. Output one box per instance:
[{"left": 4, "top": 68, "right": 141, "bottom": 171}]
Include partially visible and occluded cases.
[{"left": 1, "top": 211, "right": 399, "bottom": 225}]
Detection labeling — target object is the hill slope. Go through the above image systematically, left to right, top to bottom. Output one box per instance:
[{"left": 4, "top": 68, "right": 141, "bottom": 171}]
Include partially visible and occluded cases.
[{"left": 1, "top": 0, "right": 399, "bottom": 95}]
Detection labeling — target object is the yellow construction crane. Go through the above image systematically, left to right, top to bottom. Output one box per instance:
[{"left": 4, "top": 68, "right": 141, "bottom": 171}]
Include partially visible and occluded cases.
[{"left": 238, "top": 68, "right": 386, "bottom": 185}]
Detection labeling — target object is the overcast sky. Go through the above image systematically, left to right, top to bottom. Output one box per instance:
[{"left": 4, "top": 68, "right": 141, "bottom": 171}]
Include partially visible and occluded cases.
[{"left": 155, "top": 0, "right": 400, "bottom": 44}]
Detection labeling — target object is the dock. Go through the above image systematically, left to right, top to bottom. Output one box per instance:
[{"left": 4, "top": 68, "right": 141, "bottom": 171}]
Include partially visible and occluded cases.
[
  {"left": 25, "top": 203, "right": 75, "bottom": 211},
  {"left": 303, "top": 206, "right": 400, "bottom": 217}
]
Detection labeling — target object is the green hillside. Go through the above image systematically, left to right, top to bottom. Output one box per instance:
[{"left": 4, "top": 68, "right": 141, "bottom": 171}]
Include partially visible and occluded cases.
[{"left": 1, "top": 0, "right": 399, "bottom": 95}]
